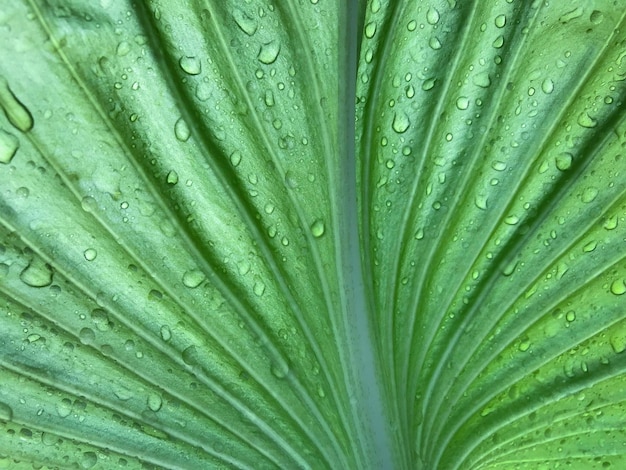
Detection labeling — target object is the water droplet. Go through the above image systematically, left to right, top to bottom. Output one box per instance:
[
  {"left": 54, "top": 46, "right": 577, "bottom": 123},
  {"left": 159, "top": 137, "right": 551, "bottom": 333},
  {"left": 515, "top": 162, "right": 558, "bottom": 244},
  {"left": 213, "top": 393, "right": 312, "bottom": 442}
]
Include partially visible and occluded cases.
[
  {"left": 559, "top": 7, "right": 583, "bottom": 24},
  {"left": 233, "top": 8, "right": 258, "bottom": 36},
  {"left": 426, "top": 8, "right": 440, "bottom": 25},
  {"left": 590, "top": 10, "right": 604, "bottom": 25},
  {"left": 494, "top": 14, "right": 506, "bottom": 28},
  {"left": 364, "top": 21, "right": 377, "bottom": 38},
  {"left": 492, "top": 35, "right": 504, "bottom": 48},
  {"left": 429, "top": 37, "right": 442, "bottom": 50},
  {"left": 116, "top": 41, "right": 130, "bottom": 56},
  {"left": 258, "top": 41, "right": 280, "bottom": 64},
  {"left": 179, "top": 56, "right": 201, "bottom": 75},
  {"left": 472, "top": 71, "right": 491, "bottom": 88},
  {"left": 0, "top": 77, "right": 34, "bottom": 132},
  {"left": 422, "top": 77, "right": 436, "bottom": 90},
  {"left": 541, "top": 78, "right": 554, "bottom": 94},
  {"left": 264, "top": 90, "right": 275, "bottom": 107},
  {"left": 456, "top": 96, "right": 469, "bottom": 110},
  {"left": 392, "top": 111, "right": 410, "bottom": 133},
  {"left": 577, "top": 112, "right": 597, "bottom": 128},
  {"left": 174, "top": 117, "right": 191, "bottom": 142},
  {"left": 0, "top": 129, "right": 19, "bottom": 164},
  {"left": 230, "top": 150, "right": 242, "bottom": 167},
  {"left": 555, "top": 152, "right": 573, "bottom": 171},
  {"left": 491, "top": 161, "right": 507, "bottom": 171},
  {"left": 166, "top": 170, "right": 179, "bottom": 185},
  {"left": 581, "top": 187, "right": 598, "bottom": 203},
  {"left": 474, "top": 195, "right": 488, "bottom": 210},
  {"left": 504, "top": 215, "right": 519, "bottom": 225},
  {"left": 603, "top": 215, "right": 618, "bottom": 230},
  {"left": 311, "top": 219, "right": 325, "bottom": 238},
  {"left": 83, "top": 248, "right": 97, "bottom": 261},
  {"left": 20, "top": 259, "right": 53, "bottom": 288},
  {"left": 182, "top": 269, "right": 205, "bottom": 288},
  {"left": 610, "top": 279, "right": 626, "bottom": 296},
  {"left": 253, "top": 281, "right": 265, "bottom": 296},
  {"left": 565, "top": 310, "right": 576, "bottom": 322},
  {"left": 160, "top": 325, "right": 171, "bottom": 342},
  {"left": 79, "top": 327, "right": 95, "bottom": 345},
  {"left": 609, "top": 333, "right": 625, "bottom": 353},
  {"left": 518, "top": 338, "right": 531, "bottom": 352},
  {"left": 182, "top": 345, "right": 199, "bottom": 366},
  {"left": 270, "top": 358, "right": 290, "bottom": 379},
  {"left": 147, "top": 393, "right": 163, "bottom": 412},
  {"left": 56, "top": 398, "right": 72, "bottom": 418},
  {"left": 0, "top": 402, "right": 13, "bottom": 421},
  {"left": 80, "top": 451, "right": 97, "bottom": 469}
]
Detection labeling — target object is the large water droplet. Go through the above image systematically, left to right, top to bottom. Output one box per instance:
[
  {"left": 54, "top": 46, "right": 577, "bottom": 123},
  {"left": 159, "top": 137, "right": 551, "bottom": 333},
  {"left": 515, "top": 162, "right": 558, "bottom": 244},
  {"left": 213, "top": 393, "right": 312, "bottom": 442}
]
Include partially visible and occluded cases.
[
  {"left": 233, "top": 8, "right": 257, "bottom": 36},
  {"left": 426, "top": 8, "right": 440, "bottom": 25},
  {"left": 494, "top": 14, "right": 506, "bottom": 28},
  {"left": 364, "top": 21, "right": 377, "bottom": 38},
  {"left": 258, "top": 41, "right": 280, "bottom": 64},
  {"left": 179, "top": 56, "right": 201, "bottom": 75},
  {"left": 472, "top": 71, "right": 491, "bottom": 88},
  {"left": 0, "top": 77, "right": 34, "bottom": 132},
  {"left": 541, "top": 78, "right": 554, "bottom": 94},
  {"left": 456, "top": 96, "right": 469, "bottom": 110},
  {"left": 392, "top": 111, "right": 410, "bottom": 133},
  {"left": 577, "top": 112, "right": 597, "bottom": 128},
  {"left": 174, "top": 117, "right": 191, "bottom": 142},
  {"left": 0, "top": 129, "right": 19, "bottom": 164},
  {"left": 581, "top": 187, "right": 598, "bottom": 203},
  {"left": 310, "top": 219, "right": 325, "bottom": 238},
  {"left": 83, "top": 248, "right": 97, "bottom": 261},
  {"left": 20, "top": 259, "right": 53, "bottom": 288},
  {"left": 182, "top": 269, "right": 205, "bottom": 288},
  {"left": 610, "top": 279, "right": 626, "bottom": 296},
  {"left": 182, "top": 345, "right": 199, "bottom": 365},
  {"left": 147, "top": 393, "right": 163, "bottom": 412},
  {"left": 80, "top": 451, "right": 97, "bottom": 469}
]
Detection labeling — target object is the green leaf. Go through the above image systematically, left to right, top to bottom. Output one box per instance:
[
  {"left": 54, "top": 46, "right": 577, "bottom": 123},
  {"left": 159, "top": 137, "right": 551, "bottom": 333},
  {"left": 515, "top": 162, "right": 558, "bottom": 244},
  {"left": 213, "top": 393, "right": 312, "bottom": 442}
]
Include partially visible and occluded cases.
[{"left": 1, "top": 1, "right": 625, "bottom": 468}]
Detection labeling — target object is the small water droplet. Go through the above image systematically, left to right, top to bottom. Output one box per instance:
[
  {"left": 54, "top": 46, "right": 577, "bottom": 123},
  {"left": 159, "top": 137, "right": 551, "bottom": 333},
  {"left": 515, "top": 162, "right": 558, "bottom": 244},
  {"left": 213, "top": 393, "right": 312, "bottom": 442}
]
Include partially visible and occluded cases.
[
  {"left": 233, "top": 8, "right": 258, "bottom": 36},
  {"left": 426, "top": 8, "right": 440, "bottom": 25},
  {"left": 590, "top": 10, "right": 604, "bottom": 25},
  {"left": 494, "top": 14, "right": 506, "bottom": 28},
  {"left": 364, "top": 21, "right": 377, "bottom": 38},
  {"left": 492, "top": 35, "right": 504, "bottom": 48},
  {"left": 429, "top": 37, "right": 442, "bottom": 50},
  {"left": 116, "top": 41, "right": 130, "bottom": 56},
  {"left": 258, "top": 41, "right": 280, "bottom": 64},
  {"left": 179, "top": 56, "right": 201, "bottom": 75},
  {"left": 472, "top": 71, "right": 491, "bottom": 88},
  {"left": 0, "top": 77, "right": 34, "bottom": 132},
  {"left": 422, "top": 77, "right": 436, "bottom": 91},
  {"left": 541, "top": 78, "right": 554, "bottom": 94},
  {"left": 264, "top": 90, "right": 275, "bottom": 107},
  {"left": 456, "top": 96, "right": 469, "bottom": 110},
  {"left": 392, "top": 111, "right": 410, "bottom": 133},
  {"left": 577, "top": 112, "right": 597, "bottom": 128},
  {"left": 174, "top": 117, "right": 191, "bottom": 142},
  {"left": 0, "top": 129, "right": 19, "bottom": 164},
  {"left": 230, "top": 150, "right": 242, "bottom": 167},
  {"left": 555, "top": 152, "right": 573, "bottom": 171},
  {"left": 491, "top": 160, "right": 507, "bottom": 171},
  {"left": 166, "top": 170, "right": 179, "bottom": 185},
  {"left": 581, "top": 187, "right": 598, "bottom": 203},
  {"left": 474, "top": 195, "right": 488, "bottom": 210},
  {"left": 504, "top": 215, "right": 519, "bottom": 225},
  {"left": 603, "top": 215, "right": 618, "bottom": 230},
  {"left": 311, "top": 219, "right": 325, "bottom": 238},
  {"left": 83, "top": 248, "right": 97, "bottom": 261},
  {"left": 20, "top": 259, "right": 53, "bottom": 288},
  {"left": 182, "top": 269, "right": 205, "bottom": 288},
  {"left": 610, "top": 279, "right": 626, "bottom": 296},
  {"left": 253, "top": 281, "right": 265, "bottom": 296},
  {"left": 565, "top": 310, "right": 576, "bottom": 322},
  {"left": 160, "top": 325, "right": 171, "bottom": 342},
  {"left": 79, "top": 327, "right": 95, "bottom": 345},
  {"left": 518, "top": 338, "right": 531, "bottom": 352},
  {"left": 182, "top": 345, "right": 199, "bottom": 365},
  {"left": 270, "top": 358, "right": 290, "bottom": 379},
  {"left": 147, "top": 393, "right": 163, "bottom": 412},
  {"left": 56, "top": 398, "right": 72, "bottom": 418},
  {"left": 0, "top": 402, "right": 13, "bottom": 421},
  {"left": 80, "top": 451, "right": 97, "bottom": 469}
]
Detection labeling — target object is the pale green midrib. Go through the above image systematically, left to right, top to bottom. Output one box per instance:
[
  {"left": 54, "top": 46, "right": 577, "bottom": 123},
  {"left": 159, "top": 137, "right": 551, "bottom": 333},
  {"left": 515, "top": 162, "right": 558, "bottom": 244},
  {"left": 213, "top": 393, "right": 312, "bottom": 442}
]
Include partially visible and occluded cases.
[{"left": 339, "top": 1, "right": 396, "bottom": 468}]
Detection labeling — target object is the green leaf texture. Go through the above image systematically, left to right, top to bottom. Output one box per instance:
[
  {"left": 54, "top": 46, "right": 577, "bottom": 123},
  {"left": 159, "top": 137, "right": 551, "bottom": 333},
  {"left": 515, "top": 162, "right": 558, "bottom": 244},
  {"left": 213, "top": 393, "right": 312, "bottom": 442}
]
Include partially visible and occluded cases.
[{"left": 1, "top": 0, "right": 625, "bottom": 469}]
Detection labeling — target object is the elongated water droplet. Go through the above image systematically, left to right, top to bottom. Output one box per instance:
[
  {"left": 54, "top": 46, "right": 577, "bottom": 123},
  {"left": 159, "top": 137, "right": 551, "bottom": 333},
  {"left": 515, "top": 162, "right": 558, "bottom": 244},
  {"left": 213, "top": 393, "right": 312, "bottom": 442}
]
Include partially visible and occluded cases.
[
  {"left": 233, "top": 8, "right": 257, "bottom": 36},
  {"left": 426, "top": 8, "right": 440, "bottom": 25},
  {"left": 258, "top": 41, "right": 280, "bottom": 64},
  {"left": 179, "top": 56, "right": 201, "bottom": 75},
  {"left": 0, "top": 77, "right": 33, "bottom": 132},
  {"left": 392, "top": 111, "right": 410, "bottom": 133},
  {"left": 174, "top": 117, "right": 191, "bottom": 142},
  {"left": 0, "top": 129, "right": 18, "bottom": 164},
  {"left": 311, "top": 219, "right": 325, "bottom": 238},
  {"left": 20, "top": 259, "right": 53, "bottom": 287},
  {"left": 182, "top": 269, "right": 205, "bottom": 288},
  {"left": 147, "top": 393, "right": 163, "bottom": 412}
]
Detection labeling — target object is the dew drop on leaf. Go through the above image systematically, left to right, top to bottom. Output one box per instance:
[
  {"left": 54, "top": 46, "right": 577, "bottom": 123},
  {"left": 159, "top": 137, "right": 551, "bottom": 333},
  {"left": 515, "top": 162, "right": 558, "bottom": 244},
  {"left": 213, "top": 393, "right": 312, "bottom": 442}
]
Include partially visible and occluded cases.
[
  {"left": 233, "top": 8, "right": 258, "bottom": 36},
  {"left": 426, "top": 8, "right": 440, "bottom": 25},
  {"left": 590, "top": 10, "right": 604, "bottom": 25},
  {"left": 494, "top": 14, "right": 506, "bottom": 28},
  {"left": 364, "top": 21, "right": 377, "bottom": 38},
  {"left": 429, "top": 37, "right": 442, "bottom": 50},
  {"left": 258, "top": 40, "right": 280, "bottom": 64},
  {"left": 179, "top": 56, "right": 201, "bottom": 75},
  {"left": 472, "top": 71, "right": 491, "bottom": 88},
  {"left": 0, "top": 77, "right": 34, "bottom": 132},
  {"left": 422, "top": 77, "right": 436, "bottom": 91},
  {"left": 541, "top": 78, "right": 554, "bottom": 94},
  {"left": 455, "top": 96, "right": 469, "bottom": 110},
  {"left": 392, "top": 111, "right": 410, "bottom": 133},
  {"left": 577, "top": 112, "right": 597, "bottom": 128},
  {"left": 174, "top": 117, "right": 191, "bottom": 142},
  {"left": 0, "top": 129, "right": 19, "bottom": 164},
  {"left": 230, "top": 150, "right": 242, "bottom": 167},
  {"left": 555, "top": 152, "right": 573, "bottom": 171},
  {"left": 166, "top": 170, "right": 179, "bottom": 185},
  {"left": 581, "top": 187, "right": 598, "bottom": 203},
  {"left": 504, "top": 215, "right": 519, "bottom": 225},
  {"left": 311, "top": 219, "right": 325, "bottom": 238},
  {"left": 83, "top": 248, "right": 97, "bottom": 261},
  {"left": 19, "top": 259, "right": 53, "bottom": 288},
  {"left": 182, "top": 269, "right": 205, "bottom": 288},
  {"left": 610, "top": 279, "right": 626, "bottom": 296},
  {"left": 253, "top": 281, "right": 266, "bottom": 296},
  {"left": 565, "top": 310, "right": 576, "bottom": 322},
  {"left": 160, "top": 325, "right": 172, "bottom": 342},
  {"left": 79, "top": 327, "right": 95, "bottom": 345},
  {"left": 182, "top": 345, "right": 199, "bottom": 366},
  {"left": 270, "top": 358, "right": 290, "bottom": 379},
  {"left": 147, "top": 393, "right": 163, "bottom": 412},
  {"left": 56, "top": 398, "right": 72, "bottom": 418},
  {"left": 0, "top": 402, "right": 13, "bottom": 421},
  {"left": 80, "top": 451, "right": 97, "bottom": 469}
]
